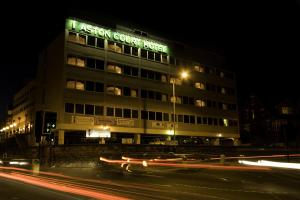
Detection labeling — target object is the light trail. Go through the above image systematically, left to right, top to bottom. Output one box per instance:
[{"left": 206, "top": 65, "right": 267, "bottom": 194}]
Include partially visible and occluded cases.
[
  {"left": 210, "top": 153, "right": 300, "bottom": 160},
  {"left": 239, "top": 160, "right": 300, "bottom": 170}
]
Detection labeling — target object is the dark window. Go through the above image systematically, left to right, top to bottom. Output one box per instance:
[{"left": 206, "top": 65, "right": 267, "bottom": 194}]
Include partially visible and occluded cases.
[
  {"left": 87, "top": 36, "right": 96, "bottom": 46},
  {"left": 96, "top": 38, "right": 104, "bottom": 48},
  {"left": 124, "top": 45, "right": 131, "bottom": 54},
  {"left": 132, "top": 47, "right": 138, "bottom": 56},
  {"left": 141, "top": 49, "right": 147, "bottom": 58},
  {"left": 148, "top": 51, "right": 154, "bottom": 60},
  {"left": 155, "top": 53, "right": 161, "bottom": 62},
  {"left": 162, "top": 54, "right": 168, "bottom": 63},
  {"left": 169, "top": 56, "right": 175, "bottom": 65},
  {"left": 86, "top": 58, "right": 95, "bottom": 68},
  {"left": 95, "top": 60, "right": 104, "bottom": 70},
  {"left": 123, "top": 66, "right": 131, "bottom": 76},
  {"left": 132, "top": 67, "right": 138, "bottom": 77},
  {"left": 141, "top": 69, "right": 147, "bottom": 78},
  {"left": 148, "top": 71, "right": 155, "bottom": 80},
  {"left": 155, "top": 72, "right": 161, "bottom": 81},
  {"left": 86, "top": 81, "right": 94, "bottom": 91},
  {"left": 95, "top": 82, "right": 104, "bottom": 92},
  {"left": 123, "top": 87, "right": 131, "bottom": 96},
  {"left": 141, "top": 90, "right": 147, "bottom": 98},
  {"left": 148, "top": 91, "right": 155, "bottom": 99},
  {"left": 156, "top": 92, "right": 162, "bottom": 101},
  {"left": 183, "top": 96, "right": 189, "bottom": 104},
  {"left": 189, "top": 97, "right": 194, "bottom": 105},
  {"left": 207, "top": 100, "right": 212, "bottom": 107},
  {"left": 212, "top": 101, "right": 216, "bottom": 108},
  {"left": 218, "top": 102, "right": 223, "bottom": 109},
  {"left": 65, "top": 103, "right": 74, "bottom": 113},
  {"left": 75, "top": 104, "right": 84, "bottom": 114},
  {"left": 85, "top": 104, "right": 94, "bottom": 115},
  {"left": 95, "top": 106, "right": 104, "bottom": 115},
  {"left": 106, "top": 107, "right": 114, "bottom": 116},
  {"left": 115, "top": 108, "right": 122, "bottom": 117},
  {"left": 124, "top": 109, "right": 131, "bottom": 118},
  {"left": 132, "top": 110, "right": 138, "bottom": 118},
  {"left": 141, "top": 110, "right": 148, "bottom": 119},
  {"left": 149, "top": 111, "right": 155, "bottom": 120},
  {"left": 156, "top": 112, "right": 162, "bottom": 121},
  {"left": 163, "top": 113, "right": 169, "bottom": 121},
  {"left": 171, "top": 114, "right": 175, "bottom": 122},
  {"left": 178, "top": 115, "right": 183, "bottom": 123},
  {"left": 184, "top": 115, "right": 189, "bottom": 123},
  {"left": 190, "top": 116, "right": 195, "bottom": 124},
  {"left": 197, "top": 116, "right": 202, "bottom": 124},
  {"left": 203, "top": 117, "right": 207, "bottom": 124},
  {"left": 207, "top": 117, "right": 212, "bottom": 125},
  {"left": 213, "top": 118, "right": 218, "bottom": 125},
  {"left": 219, "top": 119, "right": 224, "bottom": 126}
]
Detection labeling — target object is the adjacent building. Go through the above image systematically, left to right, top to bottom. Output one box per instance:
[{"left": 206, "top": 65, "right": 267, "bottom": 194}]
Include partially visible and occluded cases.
[{"left": 1, "top": 17, "right": 239, "bottom": 146}]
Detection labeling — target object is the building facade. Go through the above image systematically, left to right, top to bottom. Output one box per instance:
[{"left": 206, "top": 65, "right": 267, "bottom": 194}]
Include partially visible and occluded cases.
[{"left": 1, "top": 17, "right": 239, "bottom": 146}]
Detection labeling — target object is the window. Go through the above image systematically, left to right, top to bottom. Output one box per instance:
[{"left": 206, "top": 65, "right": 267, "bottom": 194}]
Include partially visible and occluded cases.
[
  {"left": 68, "top": 32, "right": 77, "bottom": 42},
  {"left": 78, "top": 34, "right": 86, "bottom": 45},
  {"left": 87, "top": 36, "right": 96, "bottom": 46},
  {"left": 96, "top": 38, "right": 104, "bottom": 48},
  {"left": 107, "top": 41, "right": 115, "bottom": 51},
  {"left": 124, "top": 45, "right": 131, "bottom": 54},
  {"left": 132, "top": 47, "right": 138, "bottom": 56},
  {"left": 141, "top": 49, "right": 147, "bottom": 58},
  {"left": 155, "top": 53, "right": 160, "bottom": 62},
  {"left": 162, "top": 54, "right": 168, "bottom": 63},
  {"left": 67, "top": 56, "right": 76, "bottom": 66},
  {"left": 67, "top": 56, "right": 85, "bottom": 67},
  {"left": 169, "top": 56, "right": 175, "bottom": 65},
  {"left": 77, "top": 57, "right": 85, "bottom": 67},
  {"left": 86, "top": 58, "right": 95, "bottom": 69},
  {"left": 95, "top": 59, "right": 104, "bottom": 70},
  {"left": 107, "top": 64, "right": 122, "bottom": 74},
  {"left": 194, "top": 65, "right": 204, "bottom": 73},
  {"left": 123, "top": 66, "right": 131, "bottom": 76},
  {"left": 132, "top": 67, "right": 138, "bottom": 77},
  {"left": 141, "top": 69, "right": 147, "bottom": 78},
  {"left": 66, "top": 79, "right": 76, "bottom": 89},
  {"left": 75, "top": 81, "right": 85, "bottom": 90},
  {"left": 86, "top": 81, "right": 94, "bottom": 91},
  {"left": 95, "top": 82, "right": 104, "bottom": 92},
  {"left": 195, "top": 82, "right": 205, "bottom": 90},
  {"left": 106, "top": 86, "right": 122, "bottom": 96},
  {"left": 123, "top": 87, "right": 131, "bottom": 96},
  {"left": 221, "top": 87, "right": 226, "bottom": 94},
  {"left": 131, "top": 89, "right": 138, "bottom": 97},
  {"left": 141, "top": 90, "right": 147, "bottom": 98},
  {"left": 148, "top": 91, "right": 155, "bottom": 99},
  {"left": 156, "top": 92, "right": 162, "bottom": 101},
  {"left": 161, "top": 94, "right": 167, "bottom": 102},
  {"left": 183, "top": 96, "right": 189, "bottom": 104},
  {"left": 189, "top": 97, "right": 194, "bottom": 105},
  {"left": 195, "top": 99, "right": 205, "bottom": 107},
  {"left": 207, "top": 100, "right": 212, "bottom": 108},
  {"left": 65, "top": 103, "right": 74, "bottom": 113},
  {"left": 75, "top": 104, "right": 84, "bottom": 114},
  {"left": 85, "top": 104, "right": 94, "bottom": 115},
  {"left": 95, "top": 106, "right": 104, "bottom": 115},
  {"left": 106, "top": 107, "right": 114, "bottom": 116},
  {"left": 115, "top": 108, "right": 123, "bottom": 117},
  {"left": 124, "top": 109, "right": 131, "bottom": 118},
  {"left": 132, "top": 110, "right": 138, "bottom": 118},
  {"left": 141, "top": 110, "right": 148, "bottom": 119},
  {"left": 149, "top": 111, "right": 155, "bottom": 120},
  {"left": 156, "top": 112, "right": 162, "bottom": 121},
  {"left": 163, "top": 113, "right": 169, "bottom": 121},
  {"left": 178, "top": 115, "right": 183, "bottom": 123},
  {"left": 184, "top": 115, "right": 189, "bottom": 123},
  {"left": 190, "top": 116, "right": 195, "bottom": 124},
  {"left": 197, "top": 116, "right": 202, "bottom": 124},
  {"left": 202, "top": 117, "right": 208, "bottom": 124},
  {"left": 208, "top": 117, "right": 212, "bottom": 125},
  {"left": 213, "top": 118, "right": 218, "bottom": 126},
  {"left": 219, "top": 119, "right": 224, "bottom": 126},
  {"left": 223, "top": 119, "right": 229, "bottom": 127}
]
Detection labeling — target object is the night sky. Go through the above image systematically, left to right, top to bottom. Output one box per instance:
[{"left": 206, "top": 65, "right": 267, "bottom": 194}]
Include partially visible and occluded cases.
[{"left": 1, "top": 1, "right": 300, "bottom": 121}]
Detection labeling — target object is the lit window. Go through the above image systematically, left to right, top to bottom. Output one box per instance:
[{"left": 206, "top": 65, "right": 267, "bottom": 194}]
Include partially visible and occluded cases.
[
  {"left": 68, "top": 32, "right": 77, "bottom": 43},
  {"left": 78, "top": 34, "right": 86, "bottom": 45},
  {"left": 107, "top": 41, "right": 115, "bottom": 51},
  {"left": 115, "top": 43, "right": 122, "bottom": 53},
  {"left": 162, "top": 54, "right": 168, "bottom": 63},
  {"left": 67, "top": 57, "right": 76, "bottom": 65},
  {"left": 77, "top": 58, "right": 85, "bottom": 67},
  {"left": 107, "top": 64, "right": 122, "bottom": 74},
  {"left": 194, "top": 65, "right": 204, "bottom": 73},
  {"left": 161, "top": 75, "right": 167, "bottom": 82},
  {"left": 66, "top": 80, "right": 76, "bottom": 89},
  {"left": 75, "top": 81, "right": 85, "bottom": 90},
  {"left": 195, "top": 82, "right": 205, "bottom": 90},
  {"left": 106, "top": 86, "right": 122, "bottom": 96},
  {"left": 221, "top": 87, "right": 226, "bottom": 94},
  {"left": 131, "top": 89, "right": 138, "bottom": 97},
  {"left": 161, "top": 94, "right": 167, "bottom": 102},
  {"left": 176, "top": 97, "right": 182, "bottom": 104},
  {"left": 195, "top": 99, "right": 206, "bottom": 107},
  {"left": 222, "top": 104, "right": 228, "bottom": 110},
  {"left": 281, "top": 107, "right": 292, "bottom": 115},
  {"left": 223, "top": 119, "right": 229, "bottom": 127}
]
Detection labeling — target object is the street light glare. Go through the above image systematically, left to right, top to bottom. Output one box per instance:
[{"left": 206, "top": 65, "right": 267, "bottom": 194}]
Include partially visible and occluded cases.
[{"left": 180, "top": 71, "right": 189, "bottom": 79}]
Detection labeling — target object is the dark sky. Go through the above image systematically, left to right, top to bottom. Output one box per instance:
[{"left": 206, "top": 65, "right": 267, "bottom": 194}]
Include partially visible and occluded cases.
[{"left": 1, "top": 1, "right": 300, "bottom": 121}]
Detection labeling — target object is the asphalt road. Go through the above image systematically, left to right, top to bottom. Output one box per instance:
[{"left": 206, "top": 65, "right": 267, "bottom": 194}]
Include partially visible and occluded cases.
[{"left": 1, "top": 165, "right": 300, "bottom": 200}]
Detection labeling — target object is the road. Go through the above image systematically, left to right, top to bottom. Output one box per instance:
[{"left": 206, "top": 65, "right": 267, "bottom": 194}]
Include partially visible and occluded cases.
[{"left": 1, "top": 163, "right": 300, "bottom": 200}]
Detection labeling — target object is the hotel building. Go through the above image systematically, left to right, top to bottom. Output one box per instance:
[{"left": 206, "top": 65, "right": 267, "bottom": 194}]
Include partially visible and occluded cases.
[{"left": 1, "top": 17, "right": 239, "bottom": 146}]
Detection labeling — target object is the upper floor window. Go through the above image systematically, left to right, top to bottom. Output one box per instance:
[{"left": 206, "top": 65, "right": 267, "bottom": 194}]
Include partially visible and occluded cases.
[
  {"left": 67, "top": 56, "right": 85, "bottom": 67},
  {"left": 195, "top": 82, "right": 205, "bottom": 90}
]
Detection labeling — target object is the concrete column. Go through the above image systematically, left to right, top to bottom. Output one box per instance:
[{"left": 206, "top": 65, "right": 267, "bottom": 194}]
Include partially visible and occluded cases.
[
  {"left": 58, "top": 130, "right": 65, "bottom": 145},
  {"left": 134, "top": 134, "right": 141, "bottom": 144},
  {"left": 211, "top": 138, "right": 220, "bottom": 146}
]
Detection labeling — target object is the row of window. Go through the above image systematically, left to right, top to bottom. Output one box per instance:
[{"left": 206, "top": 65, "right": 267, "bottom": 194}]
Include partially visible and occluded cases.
[
  {"left": 68, "top": 32, "right": 234, "bottom": 80},
  {"left": 67, "top": 55, "right": 235, "bottom": 96},
  {"left": 65, "top": 79, "right": 236, "bottom": 111},
  {"left": 64, "top": 103, "right": 237, "bottom": 127}
]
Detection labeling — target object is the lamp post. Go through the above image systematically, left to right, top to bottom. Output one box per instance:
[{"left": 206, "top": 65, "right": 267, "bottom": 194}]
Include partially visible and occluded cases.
[{"left": 172, "top": 71, "right": 189, "bottom": 142}]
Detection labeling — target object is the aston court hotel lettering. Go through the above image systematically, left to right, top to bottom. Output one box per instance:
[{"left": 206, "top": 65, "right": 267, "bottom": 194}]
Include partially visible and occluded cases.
[{"left": 66, "top": 19, "right": 168, "bottom": 54}]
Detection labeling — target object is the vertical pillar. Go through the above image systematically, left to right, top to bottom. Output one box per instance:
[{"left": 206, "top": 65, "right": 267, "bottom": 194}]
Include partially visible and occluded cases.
[
  {"left": 58, "top": 130, "right": 64, "bottom": 145},
  {"left": 134, "top": 134, "right": 141, "bottom": 144},
  {"left": 211, "top": 138, "right": 220, "bottom": 146}
]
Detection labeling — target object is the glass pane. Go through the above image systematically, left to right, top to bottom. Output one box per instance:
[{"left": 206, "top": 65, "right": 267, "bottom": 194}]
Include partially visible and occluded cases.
[
  {"left": 68, "top": 32, "right": 77, "bottom": 42},
  {"left": 87, "top": 36, "right": 96, "bottom": 46},
  {"left": 96, "top": 38, "right": 104, "bottom": 48},
  {"left": 86, "top": 58, "right": 95, "bottom": 68},
  {"left": 95, "top": 60, "right": 104, "bottom": 70},
  {"left": 86, "top": 81, "right": 94, "bottom": 91},
  {"left": 95, "top": 82, "right": 104, "bottom": 92},
  {"left": 65, "top": 103, "right": 74, "bottom": 113},
  {"left": 75, "top": 104, "right": 84, "bottom": 114},
  {"left": 85, "top": 104, "right": 94, "bottom": 115},
  {"left": 95, "top": 106, "right": 104, "bottom": 115},
  {"left": 106, "top": 107, "right": 114, "bottom": 116},
  {"left": 115, "top": 108, "right": 122, "bottom": 117},
  {"left": 123, "top": 109, "right": 131, "bottom": 118},
  {"left": 132, "top": 110, "right": 138, "bottom": 118}
]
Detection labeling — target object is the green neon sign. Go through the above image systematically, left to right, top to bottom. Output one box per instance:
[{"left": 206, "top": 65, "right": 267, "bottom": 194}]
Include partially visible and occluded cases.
[{"left": 66, "top": 19, "right": 169, "bottom": 54}]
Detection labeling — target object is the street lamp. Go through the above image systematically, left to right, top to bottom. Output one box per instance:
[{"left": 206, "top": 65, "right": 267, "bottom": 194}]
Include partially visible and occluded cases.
[{"left": 171, "top": 70, "right": 189, "bottom": 142}]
